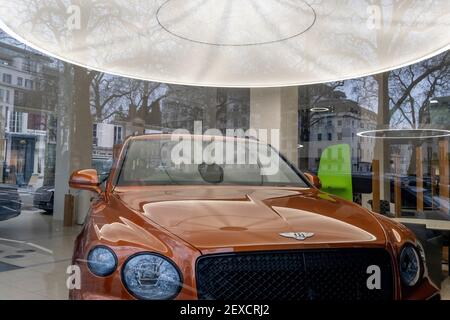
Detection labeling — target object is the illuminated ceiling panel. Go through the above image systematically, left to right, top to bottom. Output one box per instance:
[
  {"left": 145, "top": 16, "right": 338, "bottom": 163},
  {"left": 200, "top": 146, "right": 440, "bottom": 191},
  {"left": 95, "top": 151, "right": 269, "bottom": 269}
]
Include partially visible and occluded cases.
[{"left": 0, "top": 0, "right": 448, "bottom": 87}]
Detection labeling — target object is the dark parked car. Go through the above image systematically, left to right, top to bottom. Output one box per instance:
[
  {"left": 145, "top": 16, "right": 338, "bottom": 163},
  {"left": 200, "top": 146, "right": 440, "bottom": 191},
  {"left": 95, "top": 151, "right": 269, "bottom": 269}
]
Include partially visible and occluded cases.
[
  {"left": 33, "top": 159, "right": 113, "bottom": 213},
  {"left": 390, "top": 176, "right": 448, "bottom": 213},
  {"left": 0, "top": 183, "right": 21, "bottom": 221},
  {"left": 33, "top": 185, "right": 54, "bottom": 213}
]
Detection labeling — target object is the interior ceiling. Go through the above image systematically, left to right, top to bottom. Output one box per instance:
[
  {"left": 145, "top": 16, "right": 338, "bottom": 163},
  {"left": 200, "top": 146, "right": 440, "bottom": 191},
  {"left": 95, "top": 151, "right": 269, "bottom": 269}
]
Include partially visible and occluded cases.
[{"left": 0, "top": 0, "right": 449, "bottom": 88}]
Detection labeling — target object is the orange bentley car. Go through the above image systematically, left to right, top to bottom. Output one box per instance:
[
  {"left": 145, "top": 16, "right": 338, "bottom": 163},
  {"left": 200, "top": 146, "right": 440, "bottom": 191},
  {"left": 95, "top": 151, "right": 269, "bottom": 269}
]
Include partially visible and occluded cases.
[{"left": 68, "top": 134, "right": 439, "bottom": 300}]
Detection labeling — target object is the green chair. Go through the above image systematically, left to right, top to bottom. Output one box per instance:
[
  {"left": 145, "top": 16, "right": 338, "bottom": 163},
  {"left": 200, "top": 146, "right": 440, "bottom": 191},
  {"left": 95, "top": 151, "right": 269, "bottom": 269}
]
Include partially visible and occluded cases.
[{"left": 318, "top": 144, "right": 353, "bottom": 201}]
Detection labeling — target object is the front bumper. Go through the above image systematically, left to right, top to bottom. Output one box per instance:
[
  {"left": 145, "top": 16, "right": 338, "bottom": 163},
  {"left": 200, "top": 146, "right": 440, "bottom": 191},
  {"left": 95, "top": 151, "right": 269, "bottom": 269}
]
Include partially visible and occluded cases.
[{"left": 70, "top": 248, "right": 440, "bottom": 300}]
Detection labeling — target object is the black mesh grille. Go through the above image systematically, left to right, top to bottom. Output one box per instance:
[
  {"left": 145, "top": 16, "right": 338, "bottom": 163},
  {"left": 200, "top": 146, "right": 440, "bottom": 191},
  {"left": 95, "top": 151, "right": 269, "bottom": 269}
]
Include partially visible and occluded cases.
[{"left": 196, "top": 249, "right": 394, "bottom": 300}]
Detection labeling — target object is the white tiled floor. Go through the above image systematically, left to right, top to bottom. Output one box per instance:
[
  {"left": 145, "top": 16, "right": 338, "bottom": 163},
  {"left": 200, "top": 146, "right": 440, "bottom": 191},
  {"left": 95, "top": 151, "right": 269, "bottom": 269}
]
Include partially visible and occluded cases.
[
  {"left": 0, "top": 209, "right": 449, "bottom": 300},
  {"left": 0, "top": 210, "right": 81, "bottom": 300}
]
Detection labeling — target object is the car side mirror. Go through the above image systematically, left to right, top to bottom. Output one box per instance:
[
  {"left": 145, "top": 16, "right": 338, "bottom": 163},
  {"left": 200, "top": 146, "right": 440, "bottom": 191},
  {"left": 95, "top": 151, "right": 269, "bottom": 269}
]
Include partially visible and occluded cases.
[
  {"left": 69, "top": 169, "right": 101, "bottom": 194},
  {"left": 304, "top": 173, "right": 322, "bottom": 189}
]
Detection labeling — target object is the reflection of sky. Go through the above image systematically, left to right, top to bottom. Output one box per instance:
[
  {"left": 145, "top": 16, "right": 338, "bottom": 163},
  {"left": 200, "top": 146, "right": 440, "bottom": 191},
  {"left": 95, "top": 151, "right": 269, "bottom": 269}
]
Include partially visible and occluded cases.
[{"left": 2, "top": 24, "right": 448, "bottom": 130}]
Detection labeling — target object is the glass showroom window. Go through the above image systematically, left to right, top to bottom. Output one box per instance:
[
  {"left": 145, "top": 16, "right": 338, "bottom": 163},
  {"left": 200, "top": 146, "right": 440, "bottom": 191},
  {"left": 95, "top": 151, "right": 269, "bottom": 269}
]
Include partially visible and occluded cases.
[
  {"left": 0, "top": 11, "right": 448, "bottom": 299},
  {"left": 0, "top": 27, "right": 447, "bottom": 222},
  {"left": 298, "top": 51, "right": 450, "bottom": 218}
]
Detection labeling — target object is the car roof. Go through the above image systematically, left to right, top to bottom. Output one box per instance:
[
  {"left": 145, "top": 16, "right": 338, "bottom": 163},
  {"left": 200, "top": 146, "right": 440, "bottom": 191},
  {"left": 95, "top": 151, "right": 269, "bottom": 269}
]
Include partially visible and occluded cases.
[{"left": 127, "top": 133, "right": 259, "bottom": 143}]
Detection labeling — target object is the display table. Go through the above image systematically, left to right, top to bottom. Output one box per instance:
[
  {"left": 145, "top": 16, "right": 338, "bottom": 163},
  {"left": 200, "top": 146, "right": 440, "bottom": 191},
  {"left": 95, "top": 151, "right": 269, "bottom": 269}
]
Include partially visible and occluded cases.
[{"left": 393, "top": 217, "right": 450, "bottom": 231}]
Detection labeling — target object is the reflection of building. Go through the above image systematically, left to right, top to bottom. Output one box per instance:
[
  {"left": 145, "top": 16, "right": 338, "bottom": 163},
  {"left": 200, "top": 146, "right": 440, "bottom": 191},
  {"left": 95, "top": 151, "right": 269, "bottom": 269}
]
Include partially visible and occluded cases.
[
  {"left": 0, "top": 42, "right": 58, "bottom": 185},
  {"left": 421, "top": 96, "right": 450, "bottom": 176},
  {"left": 429, "top": 96, "right": 450, "bottom": 128},
  {"left": 306, "top": 98, "right": 377, "bottom": 172},
  {"left": 92, "top": 123, "right": 124, "bottom": 160}
]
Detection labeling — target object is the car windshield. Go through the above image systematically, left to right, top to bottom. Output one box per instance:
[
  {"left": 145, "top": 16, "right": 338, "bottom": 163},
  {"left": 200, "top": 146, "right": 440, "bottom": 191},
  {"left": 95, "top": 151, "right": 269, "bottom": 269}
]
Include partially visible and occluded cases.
[{"left": 115, "top": 138, "right": 308, "bottom": 187}]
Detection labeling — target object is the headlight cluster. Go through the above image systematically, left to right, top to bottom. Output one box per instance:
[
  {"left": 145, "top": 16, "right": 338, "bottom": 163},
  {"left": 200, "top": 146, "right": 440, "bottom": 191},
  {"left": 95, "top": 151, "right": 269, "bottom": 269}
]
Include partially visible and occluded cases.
[
  {"left": 399, "top": 244, "right": 422, "bottom": 287},
  {"left": 87, "top": 246, "right": 117, "bottom": 277},
  {"left": 87, "top": 247, "right": 182, "bottom": 300},
  {"left": 122, "top": 253, "right": 182, "bottom": 300}
]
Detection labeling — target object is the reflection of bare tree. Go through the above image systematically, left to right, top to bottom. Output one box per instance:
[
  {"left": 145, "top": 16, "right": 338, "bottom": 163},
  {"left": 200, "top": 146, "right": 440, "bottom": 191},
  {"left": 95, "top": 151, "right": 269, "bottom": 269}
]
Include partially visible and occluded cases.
[
  {"left": 15, "top": 0, "right": 143, "bottom": 170},
  {"left": 315, "top": 0, "right": 445, "bottom": 122},
  {"left": 316, "top": 0, "right": 436, "bottom": 69},
  {"left": 332, "top": 0, "right": 450, "bottom": 190},
  {"left": 298, "top": 47, "right": 449, "bottom": 177},
  {"left": 341, "top": 51, "right": 450, "bottom": 129},
  {"left": 389, "top": 52, "right": 450, "bottom": 128},
  {"left": 90, "top": 73, "right": 134, "bottom": 122},
  {"left": 348, "top": 77, "right": 378, "bottom": 112},
  {"left": 123, "top": 81, "right": 168, "bottom": 127},
  {"left": 216, "top": 89, "right": 250, "bottom": 129}
]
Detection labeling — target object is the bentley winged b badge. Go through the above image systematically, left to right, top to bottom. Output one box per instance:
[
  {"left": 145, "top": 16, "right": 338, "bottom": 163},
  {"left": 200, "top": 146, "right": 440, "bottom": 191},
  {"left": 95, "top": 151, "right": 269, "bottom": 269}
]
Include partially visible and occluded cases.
[{"left": 279, "top": 232, "right": 315, "bottom": 241}]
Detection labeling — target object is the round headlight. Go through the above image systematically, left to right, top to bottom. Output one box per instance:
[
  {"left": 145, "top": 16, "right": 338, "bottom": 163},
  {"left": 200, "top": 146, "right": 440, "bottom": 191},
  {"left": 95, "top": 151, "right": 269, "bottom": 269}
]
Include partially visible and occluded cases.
[
  {"left": 399, "top": 244, "right": 422, "bottom": 287},
  {"left": 87, "top": 246, "right": 117, "bottom": 277},
  {"left": 121, "top": 253, "right": 182, "bottom": 300}
]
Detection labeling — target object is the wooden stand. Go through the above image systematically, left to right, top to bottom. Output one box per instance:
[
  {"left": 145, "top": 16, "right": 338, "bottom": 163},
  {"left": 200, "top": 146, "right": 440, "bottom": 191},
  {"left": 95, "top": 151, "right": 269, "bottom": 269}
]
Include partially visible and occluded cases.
[
  {"left": 439, "top": 140, "right": 449, "bottom": 214},
  {"left": 416, "top": 146, "right": 424, "bottom": 212},
  {"left": 394, "top": 155, "right": 402, "bottom": 217},
  {"left": 372, "top": 160, "right": 380, "bottom": 213},
  {"left": 64, "top": 194, "right": 75, "bottom": 227}
]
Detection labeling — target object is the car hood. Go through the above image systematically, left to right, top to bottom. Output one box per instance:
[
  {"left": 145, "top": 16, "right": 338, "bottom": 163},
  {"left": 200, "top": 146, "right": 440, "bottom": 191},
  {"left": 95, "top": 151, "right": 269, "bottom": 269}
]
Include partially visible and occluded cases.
[{"left": 113, "top": 186, "right": 387, "bottom": 253}]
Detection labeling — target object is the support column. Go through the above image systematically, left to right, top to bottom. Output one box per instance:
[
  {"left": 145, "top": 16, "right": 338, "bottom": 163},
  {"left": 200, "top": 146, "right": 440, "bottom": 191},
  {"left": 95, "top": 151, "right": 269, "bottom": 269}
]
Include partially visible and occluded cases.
[
  {"left": 54, "top": 64, "right": 93, "bottom": 223},
  {"left": 374, "top": 72, "right": 391, "bottom": 203},
  {"left": 250, "top": 87, "right": 298, "bottom": 165},
  {"left": 0, "top": 108, "right": 5, "bottom": 182}
]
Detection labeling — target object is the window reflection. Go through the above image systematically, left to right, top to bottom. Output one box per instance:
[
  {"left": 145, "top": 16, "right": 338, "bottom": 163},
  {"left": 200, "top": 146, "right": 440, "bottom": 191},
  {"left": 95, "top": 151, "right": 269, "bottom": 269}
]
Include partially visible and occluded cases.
[
  {"left": 0, "top": 28, "right": 448, "bottom": 289},
  {"left": 0, "top": 29, "right": 448, "bottom": 219},
  {"left": 298, "top": 51, "right": 450, "bottom": 221}
]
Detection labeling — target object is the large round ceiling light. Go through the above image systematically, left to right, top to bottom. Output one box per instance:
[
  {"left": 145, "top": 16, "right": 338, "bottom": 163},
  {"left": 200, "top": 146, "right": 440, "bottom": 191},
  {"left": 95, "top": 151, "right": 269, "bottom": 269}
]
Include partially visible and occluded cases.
[
  {"left": 0, "top": 0, "right": 448, "bottom": 87},
  {"left": 156, "top": 0, "right": 316, "bottom": 46},
  {"left": 357, "top": 129, "right": 450, "bottom": 140}
]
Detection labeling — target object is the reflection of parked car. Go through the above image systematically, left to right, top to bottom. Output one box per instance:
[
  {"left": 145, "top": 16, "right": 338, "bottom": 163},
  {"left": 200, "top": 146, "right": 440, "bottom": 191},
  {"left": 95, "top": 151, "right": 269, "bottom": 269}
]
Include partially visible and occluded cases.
[
  {"left": 69, "top": 134, "right": 438, "bottom": 300},
  {"left": 33, "top": 159, "right": 113, "bottom": 213},
  {"left": 390, "top": 176, "right": 448, "bottom": 212},
  {"left": 0, "top": 184, "right": 21, "bottom": 221},
  {"left": 33, "top": 185, "right": 54, "bottom": 213}
]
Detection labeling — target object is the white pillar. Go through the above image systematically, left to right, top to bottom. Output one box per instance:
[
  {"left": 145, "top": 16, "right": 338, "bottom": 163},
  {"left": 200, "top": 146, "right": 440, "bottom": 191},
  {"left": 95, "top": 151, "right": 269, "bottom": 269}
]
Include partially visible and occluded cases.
[
  {"left": 53, "top": 64, "right": 92, "bottom": 222},
  {"left": 374, "top": 72, "right": 391, "bottom": 202},
  {"left": 250, "top": 87, "right": 299, "bottom": 165}
]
